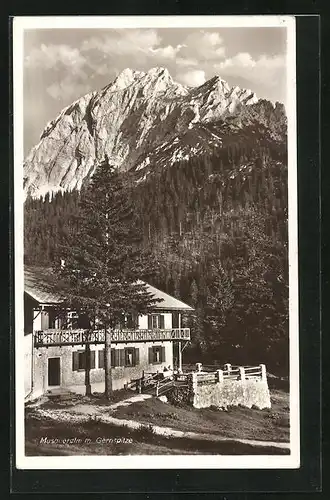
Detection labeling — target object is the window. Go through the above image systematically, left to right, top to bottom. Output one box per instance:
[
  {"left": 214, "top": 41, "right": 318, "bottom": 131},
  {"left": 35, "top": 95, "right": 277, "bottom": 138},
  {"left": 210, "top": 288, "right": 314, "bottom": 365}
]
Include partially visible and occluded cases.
[
  {"left": 48, "top": 310, "right": 63, "bottom": 329},
  {"left": 40, "top": 311, "right": 49, "bottom": 330},
  {"left": 67, "top": 311, "right": 79, "bottom": 329},
  {"left": 172, "top": 312, "right": 179, "bottom": 328},
  {"left": 113, "top": 314, "right": 137, "bottom": 330},
  {"left": 126, "top": 314, "right": 137, "bottom": 329},
  {"left": 148, "top": 314, "right": 165, "bottom": 330},
  {"left": 148, "top": 345, "right": 166, "bottom": 364},
  {"left": 125, "top": 347, "right": 140, "bottom": 367},
  {"left": 154, "top": 347, "right": 161, "bottom": 363},
  {"left": 98, "top": 348, "right": 139, "bottom": 368},
  {"left": 125, "top": 348, "right": 134, "bottom": 366},
  {"left": 72, "top": 350, "right": 95, "bottom": 371},
  {"left": 78, "top": 352, "right": 85, "bottom": 370}
]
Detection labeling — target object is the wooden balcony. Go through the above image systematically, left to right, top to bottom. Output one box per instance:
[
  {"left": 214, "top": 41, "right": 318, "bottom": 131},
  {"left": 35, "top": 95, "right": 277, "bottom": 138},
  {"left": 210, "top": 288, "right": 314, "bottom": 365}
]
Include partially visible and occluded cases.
[{"left": 34, "top": 328, "right": 191, "bottom": 347}]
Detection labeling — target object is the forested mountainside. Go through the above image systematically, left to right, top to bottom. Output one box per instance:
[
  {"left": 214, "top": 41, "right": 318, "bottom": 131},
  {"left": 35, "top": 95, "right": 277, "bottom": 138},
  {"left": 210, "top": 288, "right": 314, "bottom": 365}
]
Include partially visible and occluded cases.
[
  {"left": 23, "top": 67, "right": 286, "bottom": 199},
  {"left": 24, "top": 123, "right": 288, "bottom": 374}
]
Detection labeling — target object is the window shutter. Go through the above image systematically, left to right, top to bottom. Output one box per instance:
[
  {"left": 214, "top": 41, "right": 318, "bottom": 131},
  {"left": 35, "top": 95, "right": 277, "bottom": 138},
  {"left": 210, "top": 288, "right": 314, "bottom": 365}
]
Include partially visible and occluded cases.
[
  {"left": 41, "top": 311, "right": 49, "bottom": 330},
  {"left": 172, "top": 312, "right": 179, "bottom": 328},
  {"left": 148, "top": 315, "right": 152, "bottom": 329},
  {"left": 159, "top": 315, "right": 165, "bottom": 329},
  {"left": 161, "top": 346, "right": 166, "bottom": 363},
  {"left": 148, "top": 347, "right": 153, "bottom": 364},
  {"left": 135, "top": 348, "right": 140, "bottom": 366},
  {"left": 114, "top": 349, "right": 120, "bottom": 368},
  {"left": 119, "top": 349, "right": 125, "bottom": 367},
  {"left": 98, "top": 350, "right": 104, "bottom": 369},
  {"left": 72, "top": 351, "right": 79, "bottom": 371},
  {"left": 79, "top": 351, "right": 86, "bottom": 370},
  {"left": 90, "top": 351, "right": 95, "bottom": 369}
]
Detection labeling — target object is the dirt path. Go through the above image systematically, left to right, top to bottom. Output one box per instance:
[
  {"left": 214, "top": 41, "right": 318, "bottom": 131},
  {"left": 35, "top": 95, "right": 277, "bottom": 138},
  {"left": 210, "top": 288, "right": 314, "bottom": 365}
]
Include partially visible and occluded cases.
[{"left": 30, "top": 403, "right": 290, "bottom": 451}]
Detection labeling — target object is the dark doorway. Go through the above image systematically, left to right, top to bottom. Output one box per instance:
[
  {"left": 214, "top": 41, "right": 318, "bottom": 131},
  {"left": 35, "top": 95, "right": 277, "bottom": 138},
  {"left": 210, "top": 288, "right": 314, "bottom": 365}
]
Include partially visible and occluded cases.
[{"left": 48, "top": 357, "right": 60, "bottom": 386}]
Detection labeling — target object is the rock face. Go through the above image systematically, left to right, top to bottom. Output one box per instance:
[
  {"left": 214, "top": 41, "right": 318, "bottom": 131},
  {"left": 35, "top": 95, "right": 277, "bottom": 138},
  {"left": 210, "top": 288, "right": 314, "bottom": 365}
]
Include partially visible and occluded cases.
[
  {"left": 23, "top": 67, "right": 286, "bottom": 198},
  {"left": 192, "top": 379, "right": 271, "bottom": 410}
]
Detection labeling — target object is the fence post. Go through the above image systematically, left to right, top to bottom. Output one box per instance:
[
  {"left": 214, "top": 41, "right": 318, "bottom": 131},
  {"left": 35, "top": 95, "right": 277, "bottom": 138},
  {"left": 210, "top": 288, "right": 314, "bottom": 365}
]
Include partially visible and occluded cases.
[
  {"left": 196, "top": 362, "right": 202, "bottom": 372},
  {"left": 224, "top": 363, "right": 231, "bottom": 373},
  {"left": 260, "top": 364, "right": 267, "bottom": 381},
  {"left": 239, "top": 366, "right": 245, "bottom": 381},
  {"left": 216, "top": 369, "right": 223, "bottom": 383},
  {"left": 138, "top": 379, "right": 142, "bottom": 394},
  {"left": 156, "top": 381, "right": 159, "bottom": 397}
]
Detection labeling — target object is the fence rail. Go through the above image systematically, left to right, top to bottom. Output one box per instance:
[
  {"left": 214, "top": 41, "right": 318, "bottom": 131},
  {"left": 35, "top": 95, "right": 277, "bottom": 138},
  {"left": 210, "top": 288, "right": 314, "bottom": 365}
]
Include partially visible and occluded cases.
[
  {"left": 34, "top": 327, "right": 190, "bottom": 347},
  {"left": 129, "top": 363, "right": 267, "bottom": 396},
  {"left": 186, "top": 363, "right": 266, "bottom": 384}
]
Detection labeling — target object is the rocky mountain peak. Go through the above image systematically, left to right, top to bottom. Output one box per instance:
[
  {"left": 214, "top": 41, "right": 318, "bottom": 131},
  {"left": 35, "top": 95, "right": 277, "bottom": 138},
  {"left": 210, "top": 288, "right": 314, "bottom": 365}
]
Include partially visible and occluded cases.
[
  {"left": 106, "top": 66, "right": 177, "bottom": 93},
  {"left": 146, "top": 66, "right": 171, "bottom": 79},
  {"left": 23, "top": 68, "right": 286, "bottom": 199},
  {"left": 108, "top": 68, "right": 145, "bottom": 91},
  {"left": 204, "top": 75, "right": 231, "bottom": 92}
]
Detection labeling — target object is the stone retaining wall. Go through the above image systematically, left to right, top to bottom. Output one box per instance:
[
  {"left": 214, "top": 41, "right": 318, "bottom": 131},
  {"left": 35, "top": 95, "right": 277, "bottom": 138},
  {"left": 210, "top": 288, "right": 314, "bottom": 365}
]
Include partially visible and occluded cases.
[
  {"left": 189, "top": 364, "right": 271, "bottom": 410},
  {"left": 192, "top": 378, "right": 271, "bottom": 409}
]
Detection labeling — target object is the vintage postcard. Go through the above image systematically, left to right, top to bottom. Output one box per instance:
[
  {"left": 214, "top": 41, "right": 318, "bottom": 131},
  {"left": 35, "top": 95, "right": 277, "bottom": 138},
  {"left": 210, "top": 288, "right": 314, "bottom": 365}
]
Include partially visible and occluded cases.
[{"left": 13, "top": 15, "right": 299, "bottom": 469}]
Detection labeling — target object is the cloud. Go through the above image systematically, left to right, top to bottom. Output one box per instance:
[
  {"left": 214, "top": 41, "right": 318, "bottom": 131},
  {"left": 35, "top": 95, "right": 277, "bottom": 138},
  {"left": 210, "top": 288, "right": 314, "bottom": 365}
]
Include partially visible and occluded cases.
[
  {"left": 81, "top": 29, "right": 161, "bottom": 57},
  {"left": 24, "top": 30, "right": 285, "bottom": 107},
  {"left": 24, "top": 30, "right": 228, "bottom": 104},
  {"left": 77, "top": 30, "right": 182, "bottom": 79},
  {"left": 78, "top": 30, "right": 226, "bottom": 79},
  {"left": 178, "top": 31, "right": 226, "bottom": 61},
  {"left": 25, "top": 43, "right": 86, "bottom": 70},
  {"left": 25, "top": 43, "right": 91, "bottom": 101},
  {"left": 149, "top": 44, "right": 182, "bottom": 59},
  {"left": 214, "top": 53, "right": 285, "bottom": 87},
  {"left": 176, "top": 56, "right": 198, "bottom": 67},
  {"left": 176, "top": 69, "right": 206, "bottom": 87},
  {"left": 46, "top": 77, "right": 92, "bottom": 101}
]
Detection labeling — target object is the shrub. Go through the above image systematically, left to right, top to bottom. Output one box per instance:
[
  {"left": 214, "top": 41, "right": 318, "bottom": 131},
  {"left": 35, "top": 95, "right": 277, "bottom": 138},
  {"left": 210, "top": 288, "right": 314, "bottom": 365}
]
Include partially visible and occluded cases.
[{"left": 167, "top": 386, "right": 193, "bottom": 407}]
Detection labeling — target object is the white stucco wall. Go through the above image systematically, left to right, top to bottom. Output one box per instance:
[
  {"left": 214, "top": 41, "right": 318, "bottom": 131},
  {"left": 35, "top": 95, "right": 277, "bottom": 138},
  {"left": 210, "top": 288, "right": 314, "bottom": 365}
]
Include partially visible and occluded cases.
[
  {"left": 32, "top": 309, "right": 50, "bottom": 331},
  {"left": 27, "top": 310, "right": 178, "bottom": 398},
  {"left": 32, "top": 310, "right": 42, "bottom": 331},
  {"left": 33, "top": 312, "right": 174, "bottom": 331},
  {"left": 138, "top": 313, "right": 172, "bottom": 329},
  {"left": 164, "top": 313, "right": 172, "bottom": 329},
  {"left": 138, "top": 315, "right": 148, "bottom": 329},
  {"left": 24, "top": 333, "right": 33, "bottom": 396},
  {"left": 27, "top": 340, "right": 174, "bottom": 396}
]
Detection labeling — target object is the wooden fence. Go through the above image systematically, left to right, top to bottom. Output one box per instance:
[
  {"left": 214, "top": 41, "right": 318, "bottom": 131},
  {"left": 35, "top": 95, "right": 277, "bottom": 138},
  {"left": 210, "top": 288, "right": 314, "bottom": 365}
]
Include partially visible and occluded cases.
[
  {"left": 34, "top": 327, "right": 190, "bottom": 347},
  {"left": 127, "top": 363, "right": 267, "bottom": 395},
  {"left": 195, "top": 363, "right": 266, "bottom": 385}
]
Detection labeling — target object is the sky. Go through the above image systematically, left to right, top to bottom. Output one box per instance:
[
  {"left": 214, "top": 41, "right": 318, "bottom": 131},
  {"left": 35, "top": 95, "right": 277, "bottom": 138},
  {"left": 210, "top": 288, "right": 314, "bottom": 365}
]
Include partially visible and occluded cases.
[{"left": 23, "top": 27, "right": 287, "bottom": 155}]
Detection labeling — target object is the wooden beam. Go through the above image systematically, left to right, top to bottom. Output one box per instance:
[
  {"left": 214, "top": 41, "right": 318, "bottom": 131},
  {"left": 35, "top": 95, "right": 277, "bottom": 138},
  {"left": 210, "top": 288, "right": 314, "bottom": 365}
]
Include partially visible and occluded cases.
[
  {"left": 178, "top": 313, "right": 182, "bottom": 372},
  {"left": 33, "top": 327, "right": 191, "bottom": 347},
  {"left": 104, "top": 327, "right": 112, "bottom": 399},
  {"left": 85, "top": 341, "right": 91, "bottom": 396}
]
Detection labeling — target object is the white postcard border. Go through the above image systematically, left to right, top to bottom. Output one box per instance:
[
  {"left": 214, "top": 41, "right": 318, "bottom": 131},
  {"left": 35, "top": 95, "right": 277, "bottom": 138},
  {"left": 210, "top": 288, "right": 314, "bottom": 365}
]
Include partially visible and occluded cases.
[{"left": 13, "top": 15, "right": 299, "bottom": 470}]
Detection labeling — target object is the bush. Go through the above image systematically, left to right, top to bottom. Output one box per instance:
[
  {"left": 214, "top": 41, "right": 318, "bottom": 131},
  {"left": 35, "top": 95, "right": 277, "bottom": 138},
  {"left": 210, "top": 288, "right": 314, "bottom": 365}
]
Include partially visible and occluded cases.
[{"left": 167, "top": 386, "right": 193, "bottom": 407}]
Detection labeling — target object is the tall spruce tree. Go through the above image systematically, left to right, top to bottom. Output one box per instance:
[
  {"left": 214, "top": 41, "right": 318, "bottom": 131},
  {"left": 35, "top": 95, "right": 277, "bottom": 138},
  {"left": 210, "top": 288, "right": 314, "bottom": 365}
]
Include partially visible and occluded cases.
[
  {"left": 54, "top": 159, "right": 160, "bottom": 398},
  {"left": 204, "top": 262, "right": 235, "bottom": 358}
]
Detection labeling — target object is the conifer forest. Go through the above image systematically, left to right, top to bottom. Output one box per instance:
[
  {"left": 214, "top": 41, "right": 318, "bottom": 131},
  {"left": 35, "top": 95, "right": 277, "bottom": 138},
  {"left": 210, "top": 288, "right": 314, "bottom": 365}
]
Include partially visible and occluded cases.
[{"left": 24, "top": 135, "right": 289, "bottom": 375}]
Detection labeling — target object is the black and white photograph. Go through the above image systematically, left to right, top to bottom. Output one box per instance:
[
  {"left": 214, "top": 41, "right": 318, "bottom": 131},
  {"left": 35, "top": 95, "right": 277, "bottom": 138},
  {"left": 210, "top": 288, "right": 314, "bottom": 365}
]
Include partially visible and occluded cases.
[{"left": 13, "top": 15, "right": 299, "bottom": 469}]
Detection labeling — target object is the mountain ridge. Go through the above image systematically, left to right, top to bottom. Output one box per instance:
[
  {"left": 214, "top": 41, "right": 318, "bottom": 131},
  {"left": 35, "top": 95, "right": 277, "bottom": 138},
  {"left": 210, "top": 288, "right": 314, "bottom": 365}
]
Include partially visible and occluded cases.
[{"left": 23, "top": 67, "right": 286, "bottom": 198}]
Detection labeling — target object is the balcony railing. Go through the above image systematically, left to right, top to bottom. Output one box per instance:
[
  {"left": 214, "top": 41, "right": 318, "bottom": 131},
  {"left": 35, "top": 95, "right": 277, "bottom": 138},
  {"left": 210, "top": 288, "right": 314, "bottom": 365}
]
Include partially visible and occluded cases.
[{"left": 34, "top": 328, "right": 191, "bottom": 347}]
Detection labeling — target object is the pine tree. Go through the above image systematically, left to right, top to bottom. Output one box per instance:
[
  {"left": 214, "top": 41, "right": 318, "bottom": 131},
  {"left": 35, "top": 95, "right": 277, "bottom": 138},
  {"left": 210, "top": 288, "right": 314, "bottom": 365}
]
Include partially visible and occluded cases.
[
  {"left": 54, "top": 160, "right": 160, "bottom": 398},
  {"left": 204, "top": 262, "right": 234, "bottom": 355}
]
